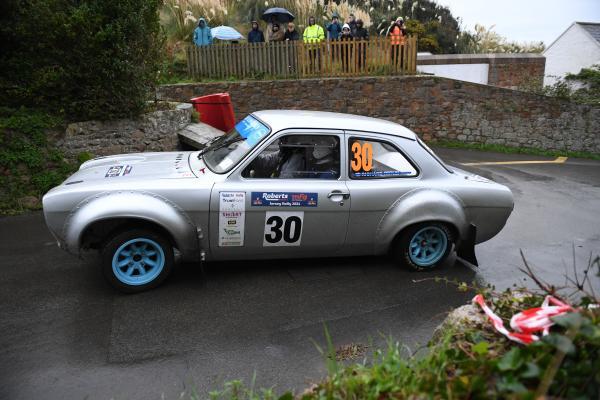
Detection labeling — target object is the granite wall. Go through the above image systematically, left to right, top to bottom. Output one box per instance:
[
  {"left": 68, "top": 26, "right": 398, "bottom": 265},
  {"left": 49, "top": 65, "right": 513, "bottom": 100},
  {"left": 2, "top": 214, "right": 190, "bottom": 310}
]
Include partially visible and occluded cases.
[
  {"left": 157, "top": 76, "right": 599, "bottom": 154},
  {"left": 57, "top": 102, "right": 192, "bottom": 158}
]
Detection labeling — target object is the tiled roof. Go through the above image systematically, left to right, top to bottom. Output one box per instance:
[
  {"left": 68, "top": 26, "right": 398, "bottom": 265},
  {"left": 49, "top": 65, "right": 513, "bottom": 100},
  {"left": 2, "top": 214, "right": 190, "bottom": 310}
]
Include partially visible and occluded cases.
[{"left": 578, "top": 22, "right": 600, "bottom": 44}]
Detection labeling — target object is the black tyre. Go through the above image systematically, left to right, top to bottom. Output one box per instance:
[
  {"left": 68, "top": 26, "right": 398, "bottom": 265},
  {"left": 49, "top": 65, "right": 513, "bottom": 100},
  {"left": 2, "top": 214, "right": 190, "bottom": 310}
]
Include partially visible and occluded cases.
[
  {"left": 394, "top": 222, "right": 454, "bottom": 271},
  {"left": 101, "top": 228, "right": 174, "bottom": 293}
]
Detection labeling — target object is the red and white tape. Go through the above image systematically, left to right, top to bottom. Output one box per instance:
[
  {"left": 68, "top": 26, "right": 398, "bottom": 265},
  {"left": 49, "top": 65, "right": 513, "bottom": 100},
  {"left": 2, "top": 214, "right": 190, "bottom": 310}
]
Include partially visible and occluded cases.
[{"left": 472, "top": 294, "right": 573, "bottom": 345}]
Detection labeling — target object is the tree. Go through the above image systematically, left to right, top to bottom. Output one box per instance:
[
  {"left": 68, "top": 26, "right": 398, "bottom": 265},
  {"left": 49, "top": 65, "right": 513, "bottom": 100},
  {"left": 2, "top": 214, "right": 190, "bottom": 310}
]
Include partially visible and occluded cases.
[
  {"left": 0, "top": 0, "right": 164, "bottom": 121},
  {"left": 370, "top": 0, "right": 461, "bottom": 53},
  {"left": 456, "top": 24, "right": 545, "bottom": 54}
]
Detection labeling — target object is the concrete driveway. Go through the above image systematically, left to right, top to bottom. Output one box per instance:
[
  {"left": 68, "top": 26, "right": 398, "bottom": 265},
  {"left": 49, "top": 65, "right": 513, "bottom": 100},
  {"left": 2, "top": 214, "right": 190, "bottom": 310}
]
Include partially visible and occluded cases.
[{"left": 1, "top": 148, "right": 599, "bottom": 399}]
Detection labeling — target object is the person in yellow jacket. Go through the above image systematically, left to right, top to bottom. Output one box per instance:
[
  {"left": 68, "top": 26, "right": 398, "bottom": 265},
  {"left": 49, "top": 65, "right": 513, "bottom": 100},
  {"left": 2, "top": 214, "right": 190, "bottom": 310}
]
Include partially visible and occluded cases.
[
  {"left": 303, "top": 16, "right": 325, "bottom": 73},
  {"left": 303, "top": 16, "right": 325, "bottom": 43}
]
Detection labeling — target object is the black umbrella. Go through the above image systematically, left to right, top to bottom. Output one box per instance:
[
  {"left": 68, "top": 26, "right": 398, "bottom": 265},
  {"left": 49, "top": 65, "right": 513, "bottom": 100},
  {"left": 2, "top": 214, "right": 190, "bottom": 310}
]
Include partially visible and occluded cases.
[{"left": 261, "top": 7, "right": 295, "bottom": 24}]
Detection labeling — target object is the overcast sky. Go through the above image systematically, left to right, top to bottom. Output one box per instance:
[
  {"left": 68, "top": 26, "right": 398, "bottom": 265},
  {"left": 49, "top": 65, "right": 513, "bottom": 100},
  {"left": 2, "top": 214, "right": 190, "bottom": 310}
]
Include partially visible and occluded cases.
[{"left": 436, "top": 0, "right": 600, "bottom": 46}]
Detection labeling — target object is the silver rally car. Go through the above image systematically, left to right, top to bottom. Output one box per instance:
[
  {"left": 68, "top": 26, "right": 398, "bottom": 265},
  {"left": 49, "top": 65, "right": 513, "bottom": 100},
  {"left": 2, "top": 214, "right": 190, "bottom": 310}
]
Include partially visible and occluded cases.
[{"left": 43, "top": 110, "right": 514, "bottom": 292}]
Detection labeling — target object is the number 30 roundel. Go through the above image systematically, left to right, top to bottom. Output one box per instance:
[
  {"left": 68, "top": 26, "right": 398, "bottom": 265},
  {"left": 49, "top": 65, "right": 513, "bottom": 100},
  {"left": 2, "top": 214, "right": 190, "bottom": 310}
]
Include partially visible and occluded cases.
[{"left": 263, "top": 212, "right": 304, "bottom": 247}]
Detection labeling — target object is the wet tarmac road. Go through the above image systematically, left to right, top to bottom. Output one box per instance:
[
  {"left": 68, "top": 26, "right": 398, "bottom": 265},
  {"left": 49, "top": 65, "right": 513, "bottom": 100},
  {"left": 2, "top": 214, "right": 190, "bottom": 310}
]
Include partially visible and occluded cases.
[{"left": 1, "top": 148, "right": 599, "bottom": 399}]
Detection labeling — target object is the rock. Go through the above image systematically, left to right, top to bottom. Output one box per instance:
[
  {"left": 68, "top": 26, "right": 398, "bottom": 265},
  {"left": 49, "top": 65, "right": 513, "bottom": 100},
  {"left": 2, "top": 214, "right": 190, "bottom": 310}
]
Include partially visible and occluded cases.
[
  {"left": 19, "top": 196, "right": 41, "bottom": 210},
  {"left": 432, "top": 303, "right": 486, "bottom": 341}
]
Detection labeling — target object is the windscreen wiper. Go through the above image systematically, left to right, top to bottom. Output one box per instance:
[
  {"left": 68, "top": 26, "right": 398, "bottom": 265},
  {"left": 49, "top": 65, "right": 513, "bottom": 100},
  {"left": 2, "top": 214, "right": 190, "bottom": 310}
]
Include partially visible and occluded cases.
[{"left": 197, "top": 136, "right": 221, "bottom": 159}]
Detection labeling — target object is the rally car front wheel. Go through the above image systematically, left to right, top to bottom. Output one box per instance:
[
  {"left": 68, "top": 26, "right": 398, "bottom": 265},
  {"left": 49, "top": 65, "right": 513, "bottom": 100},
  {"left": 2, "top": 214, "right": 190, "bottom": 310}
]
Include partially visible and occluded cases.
[
  {"left": 394, "top": 222, "right": 454, "bottom": 271},
  {"left": 101, "top": 228, "right": 174, "bottom": 293}
]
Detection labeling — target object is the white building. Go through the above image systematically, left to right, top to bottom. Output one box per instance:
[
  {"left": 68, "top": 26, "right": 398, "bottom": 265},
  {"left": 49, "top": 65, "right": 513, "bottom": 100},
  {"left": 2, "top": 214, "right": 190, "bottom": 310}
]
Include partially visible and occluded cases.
[{"left": 543, "top": 22, "right": 600, "bottom": 86}]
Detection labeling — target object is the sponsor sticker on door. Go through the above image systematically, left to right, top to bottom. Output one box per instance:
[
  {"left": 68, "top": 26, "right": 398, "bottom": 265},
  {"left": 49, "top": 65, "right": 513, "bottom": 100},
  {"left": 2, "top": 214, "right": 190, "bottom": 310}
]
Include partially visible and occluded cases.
[
  {"left": 218, "top": 192, "right": 245, "bottom": 247},
  {"left": 251, "top": 192, "right": 318, "bottom": 207}
]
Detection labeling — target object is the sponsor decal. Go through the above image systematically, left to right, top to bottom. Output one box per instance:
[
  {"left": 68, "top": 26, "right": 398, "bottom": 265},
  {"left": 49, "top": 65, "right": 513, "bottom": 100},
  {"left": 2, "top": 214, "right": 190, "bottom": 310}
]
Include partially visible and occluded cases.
[
  {"left": 236, "top": 116, "right": 270, "bottom": 146},
  {"left": 105, "top": 165, "right": 132, "bottom": 178},
  {"left": 199, "top": 167, "right": 206, "bottom": 174},
  {"left": 353, "top": 170, "right": 413, "bottom": 177},
  {"left": 218, "top": 192, "right": 245, "bottom": 247},
  {"left": 251, "top": 192, "right": 318, "bottom": 207}
]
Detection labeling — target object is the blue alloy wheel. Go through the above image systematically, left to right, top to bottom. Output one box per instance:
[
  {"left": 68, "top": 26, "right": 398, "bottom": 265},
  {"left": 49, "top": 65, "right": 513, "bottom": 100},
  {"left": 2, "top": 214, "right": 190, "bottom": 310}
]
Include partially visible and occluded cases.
[
  {"left": 408, "top": 226, "right": 448, "bottom": 267},
  {"left": 111, "top": 238, "right": 165, "bottom": 286}
]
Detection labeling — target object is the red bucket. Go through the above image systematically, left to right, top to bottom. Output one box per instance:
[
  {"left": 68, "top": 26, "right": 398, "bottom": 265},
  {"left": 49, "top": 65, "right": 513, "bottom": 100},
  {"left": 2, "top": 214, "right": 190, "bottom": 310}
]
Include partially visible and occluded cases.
[{"left": 190, "top": 93, "right": 236, "bottom": 132}]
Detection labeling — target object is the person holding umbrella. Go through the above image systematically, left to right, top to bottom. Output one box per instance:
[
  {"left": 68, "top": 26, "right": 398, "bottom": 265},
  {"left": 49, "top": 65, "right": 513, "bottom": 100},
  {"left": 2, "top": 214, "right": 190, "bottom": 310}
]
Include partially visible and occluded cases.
[
  {"left": 261, "top": 8, "right": 294, "bottom": 42},
  {"left": 248, "top": 21, "right": 265, "bottom": 43},
  {"left": 270, "top": 22, "right": 285, "bottom": 42}
]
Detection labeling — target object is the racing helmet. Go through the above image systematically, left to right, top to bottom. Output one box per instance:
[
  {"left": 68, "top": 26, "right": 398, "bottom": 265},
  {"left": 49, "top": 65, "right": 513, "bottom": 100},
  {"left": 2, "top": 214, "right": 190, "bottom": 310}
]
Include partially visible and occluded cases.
[{"left": 312, "top": 136, "right": 337, "bottom": 163}]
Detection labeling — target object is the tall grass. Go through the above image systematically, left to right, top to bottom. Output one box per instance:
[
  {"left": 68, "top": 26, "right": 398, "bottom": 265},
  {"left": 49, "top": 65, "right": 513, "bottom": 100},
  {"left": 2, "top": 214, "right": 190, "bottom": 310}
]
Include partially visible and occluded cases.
[{"left": 161, "top": 0, "right": 238, "bottom": 45}]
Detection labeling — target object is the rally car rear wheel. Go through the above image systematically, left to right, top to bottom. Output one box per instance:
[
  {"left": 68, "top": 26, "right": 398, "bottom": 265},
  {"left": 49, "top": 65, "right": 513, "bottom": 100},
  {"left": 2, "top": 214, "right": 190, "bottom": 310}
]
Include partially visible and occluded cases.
[
  {"left": 395, "top": 223, "right": 454, "bottom": 271},
  {"left": 101, "top": 228, "right": 174, "bottom": 293}
]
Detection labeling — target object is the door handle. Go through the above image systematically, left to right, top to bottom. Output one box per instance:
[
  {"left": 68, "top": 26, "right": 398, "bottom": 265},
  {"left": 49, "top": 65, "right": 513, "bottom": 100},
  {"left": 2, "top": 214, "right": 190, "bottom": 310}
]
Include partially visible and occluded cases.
[{"left": 327, "top": 191, "right": 350, "bottom": 199}]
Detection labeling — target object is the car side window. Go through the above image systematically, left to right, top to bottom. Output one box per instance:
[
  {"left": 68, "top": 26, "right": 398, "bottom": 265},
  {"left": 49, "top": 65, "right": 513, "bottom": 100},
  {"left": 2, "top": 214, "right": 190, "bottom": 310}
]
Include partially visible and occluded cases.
[
  {"left": 242, "top": 135, "right": 340, "bottom": 179},
  {"left": 348, "top": 138, "right": 418, "bottom": 179}
]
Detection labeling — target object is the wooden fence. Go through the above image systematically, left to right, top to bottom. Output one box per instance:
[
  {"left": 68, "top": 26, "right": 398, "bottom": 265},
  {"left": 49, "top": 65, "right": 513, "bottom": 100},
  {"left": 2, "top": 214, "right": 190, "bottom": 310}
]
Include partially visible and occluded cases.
[{"left": 186, "top": 36, "right": 417, "bottom": 80}]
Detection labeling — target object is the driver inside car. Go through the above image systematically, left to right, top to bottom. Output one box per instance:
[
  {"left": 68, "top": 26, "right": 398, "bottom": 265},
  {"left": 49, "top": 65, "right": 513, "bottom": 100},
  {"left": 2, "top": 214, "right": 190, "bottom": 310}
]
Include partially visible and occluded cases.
[
  {"left": 248, "top": 135, "right": 339, "bottom": 179},
  {"left": 250, "top": 136, "right": 305, "bottom": 178}
]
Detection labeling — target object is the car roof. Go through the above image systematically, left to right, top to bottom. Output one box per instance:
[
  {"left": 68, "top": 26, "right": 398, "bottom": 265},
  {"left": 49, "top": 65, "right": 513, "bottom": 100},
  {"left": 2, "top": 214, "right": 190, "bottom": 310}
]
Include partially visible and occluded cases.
[{"left": 251, "top": 110, "right": 417, "bottom": 140}]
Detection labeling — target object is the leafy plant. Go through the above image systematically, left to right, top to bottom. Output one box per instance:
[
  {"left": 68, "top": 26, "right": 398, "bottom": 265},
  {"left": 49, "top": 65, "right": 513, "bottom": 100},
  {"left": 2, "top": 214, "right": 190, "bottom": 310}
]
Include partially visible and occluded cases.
[
  {"left": 0, "top": 0, "right": 164, "bottom": 121},
  {"left": 0, "top": 107, "right": 78, "bottom": 215},
  {"left": 203, "top": 254, "right": 600, "bottom": 400}
]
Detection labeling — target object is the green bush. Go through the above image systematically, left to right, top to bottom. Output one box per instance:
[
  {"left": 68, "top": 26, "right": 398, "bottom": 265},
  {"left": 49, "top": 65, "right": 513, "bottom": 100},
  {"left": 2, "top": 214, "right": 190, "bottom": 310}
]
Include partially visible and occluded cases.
[
  {"left": 0, "top": 0, "right": 164, "bottom": 121},
  {"left": 0, "top": 107, "right": 77, "bottom": 215}
]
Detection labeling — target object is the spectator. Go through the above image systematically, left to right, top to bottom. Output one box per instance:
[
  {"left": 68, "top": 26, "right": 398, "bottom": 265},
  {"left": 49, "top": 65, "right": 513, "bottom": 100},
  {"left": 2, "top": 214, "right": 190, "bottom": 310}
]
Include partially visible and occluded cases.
[
  {"left": 326, "top": 13, "right": 342, "bottom": 40},
  {"left": 347, "top": 13, "right": 358, "bottom": 37},
  {"left": 303, "top": 16, "right": 325, "bottom": 73},
  {"left": 303, "top": 16, "right": 325, "bottom": 43},
  {"left": 385, "top": 16, "right": 396, "bottom": 36},
  {"left": 390, "top": 17, "right": 406, "bottom": 68},
  {"left": 193, "top": 18, "right": 213, "bottom": 47},
  {"left": 354, "top": 19, "right": 369, "bottom": 70},
  {"left": 248, "top": 21, "right": 265, "bottom": 43},
  {"left": 284, "top": 22, "right": 299, "bottom": 41},
  {"left": 270, "top": 23, "right": 285, "bottom": 42},
  {"left": 339, "top": 24, "right": 353, "bottom": 72}
]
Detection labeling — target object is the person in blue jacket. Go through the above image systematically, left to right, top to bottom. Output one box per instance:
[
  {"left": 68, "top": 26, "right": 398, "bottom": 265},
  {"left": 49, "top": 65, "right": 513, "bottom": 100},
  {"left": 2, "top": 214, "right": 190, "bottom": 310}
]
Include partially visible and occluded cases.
[
  {"left": 326, "top": 13, "right": 342, "bottom": 40},
  {"left": 193, "top": 18, "right": 213, "bottom": 46}
]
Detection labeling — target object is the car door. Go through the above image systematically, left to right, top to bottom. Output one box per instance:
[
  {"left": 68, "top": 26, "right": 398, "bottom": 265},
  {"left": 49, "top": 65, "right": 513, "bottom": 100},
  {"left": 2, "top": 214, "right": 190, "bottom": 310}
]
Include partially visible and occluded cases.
[
  {"left": 209, "top": 130, "right": 350, "bottom": 260},
  {"left": 342, "top": 131, "right": 421, "bottom": 255}
]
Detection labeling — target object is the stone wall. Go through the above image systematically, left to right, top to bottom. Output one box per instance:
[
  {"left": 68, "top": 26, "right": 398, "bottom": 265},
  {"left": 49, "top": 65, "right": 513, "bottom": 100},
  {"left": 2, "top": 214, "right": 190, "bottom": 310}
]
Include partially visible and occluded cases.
[
  {"left": 418, "top": 54, "right": 546, "bottom": 90},
  {"left": 157, "top": 76, "right": 600, "bottom": 154},
  {"left": 57, "top": 103, "right": 192, "bottom": 158}
]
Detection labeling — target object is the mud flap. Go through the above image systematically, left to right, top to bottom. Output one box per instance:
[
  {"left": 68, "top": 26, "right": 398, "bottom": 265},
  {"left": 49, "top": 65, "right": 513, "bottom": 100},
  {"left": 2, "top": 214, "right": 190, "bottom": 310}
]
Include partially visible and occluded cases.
[{"left": 457, "top": 224, "right": 478, "bottom": 266}]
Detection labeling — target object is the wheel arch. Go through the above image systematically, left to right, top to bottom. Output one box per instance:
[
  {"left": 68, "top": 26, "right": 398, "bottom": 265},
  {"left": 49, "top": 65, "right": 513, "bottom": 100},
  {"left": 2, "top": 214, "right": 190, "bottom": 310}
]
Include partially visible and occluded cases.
[
  {"left": 375, "top": 188, "right": 469, "bottom": 255},
  {"left": 62, "top": 191, "right": 200, "bottom": 260},
  {"left": 80, "top": 217, "right": 179, "bottom": 251}
]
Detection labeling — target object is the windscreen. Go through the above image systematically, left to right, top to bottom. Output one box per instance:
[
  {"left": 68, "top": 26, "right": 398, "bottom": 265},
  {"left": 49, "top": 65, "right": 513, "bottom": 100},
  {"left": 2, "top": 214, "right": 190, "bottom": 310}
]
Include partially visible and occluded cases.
[{"left": 202, "top": 115, "right": 270, "bottom": 174}]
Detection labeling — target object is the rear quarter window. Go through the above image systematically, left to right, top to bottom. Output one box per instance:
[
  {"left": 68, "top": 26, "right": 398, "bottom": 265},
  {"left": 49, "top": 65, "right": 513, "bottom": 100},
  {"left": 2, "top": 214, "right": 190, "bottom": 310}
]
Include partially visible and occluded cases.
[{"left": 348, "top": 138, "right": 418, "bottom": 179}]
